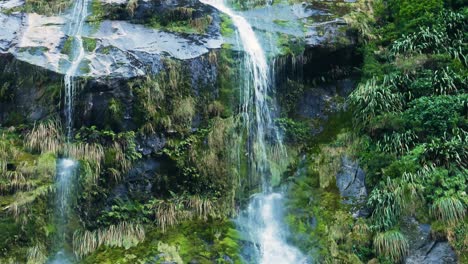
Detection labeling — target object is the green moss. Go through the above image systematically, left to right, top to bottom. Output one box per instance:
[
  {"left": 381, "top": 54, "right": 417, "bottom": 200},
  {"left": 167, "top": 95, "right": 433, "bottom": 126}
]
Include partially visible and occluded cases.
[
  {"left": 11, "top": 0, "right": 73, "bottom": 15},
  {"left": 88, "top": 0, "right": 106, "bottom": 23},
  {"left": 147, "top": 14, "right": 213, "bottom": 35},
  {"left": 220, "top": 15, "right": 234, "bottom": 37},
  {"left": 273, "top": 19, "right": 289, "bottom": 26},
  {"left": 277, "top": 33, "right": 305, "bottom": 56},
  {"left": 61, "top": 36, "right": 74, "bottom": 57},
  {"left": 82, "top": 37, "right": 98, "bottom": 52},
  {"left": 100, "top": 46, "right": 113, "bottom": 55},
  {"left": 82, "top": 219, "right": 240, "bottom": 263}
]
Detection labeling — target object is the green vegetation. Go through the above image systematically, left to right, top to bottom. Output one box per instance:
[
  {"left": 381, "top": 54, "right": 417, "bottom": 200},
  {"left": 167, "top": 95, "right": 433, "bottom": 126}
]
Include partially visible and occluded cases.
[
  {"left": 10, "top": 0, "right": 73, "bottom": 15},
  {"left": 285, "top": 0, "right": 467, "bottom": 263},
  {"left": 345, "top": 0, "right": 467, "bottom": 262},
  {"left": 143, "top": 7, "right": 214, "bottom": 35},
  {"left": 220, "top": 15, "right": 235, "bottom": 36},
  {"left": 277, "top": 33, "right": 305, "bottom": 56},
  {"left": 61, "top": 36, "right": 74, "bottom": 57},
  {"left": 82, "top": 37, "right": 98, "bottom": 53},
  {"left": 373, "top": 230, "right": 409, "bottom": 263}
]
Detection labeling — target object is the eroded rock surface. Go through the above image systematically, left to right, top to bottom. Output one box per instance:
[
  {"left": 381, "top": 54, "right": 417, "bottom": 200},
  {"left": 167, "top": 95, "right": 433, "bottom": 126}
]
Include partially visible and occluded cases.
[
  {"left": 336, "top": 155, "right": 368, "bottom": 217},
  {"left": 402, "top": 217, "right": 458, "bottom": 264}
]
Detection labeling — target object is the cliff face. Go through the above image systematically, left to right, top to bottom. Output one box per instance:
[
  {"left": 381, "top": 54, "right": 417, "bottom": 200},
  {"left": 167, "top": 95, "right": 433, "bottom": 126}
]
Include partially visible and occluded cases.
[{"left": 0, "top": 0, "right": 358, "bottom": 130}]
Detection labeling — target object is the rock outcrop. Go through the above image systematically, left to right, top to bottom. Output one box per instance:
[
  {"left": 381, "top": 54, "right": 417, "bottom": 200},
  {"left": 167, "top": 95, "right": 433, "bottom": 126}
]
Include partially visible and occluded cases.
[
  {"left": 336, "top": 155, "right": 368, "bottom": 217},
  {"left": 402, "top": 217, "right": 458, "bottom": 264}
]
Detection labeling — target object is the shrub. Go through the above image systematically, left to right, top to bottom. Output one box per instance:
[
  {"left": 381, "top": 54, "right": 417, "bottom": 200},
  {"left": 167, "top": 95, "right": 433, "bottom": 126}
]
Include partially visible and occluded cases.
[
  {"left": 349, "top": 78, "right": 404, "bottom": 129},
  {"left": 25, "top": 119, "right": 63, "bottom": 154},
  {"left": 431, "top": 196, "right": 466, "bottom": 225},
  {"left": 73, "top": 222, "right": 145, "bottom": 258},
  {"left": 373, "top": 230, "right": 409, "bottom": 263}
]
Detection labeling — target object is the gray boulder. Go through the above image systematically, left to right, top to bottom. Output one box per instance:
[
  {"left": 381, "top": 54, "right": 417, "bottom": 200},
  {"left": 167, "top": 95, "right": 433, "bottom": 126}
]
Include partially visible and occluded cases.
[
  {"left": 336, "top": 155, "right": 368, "bottom": 217},
  {"left": 402, "top": 217, "right": 457, "bottom": 264}
]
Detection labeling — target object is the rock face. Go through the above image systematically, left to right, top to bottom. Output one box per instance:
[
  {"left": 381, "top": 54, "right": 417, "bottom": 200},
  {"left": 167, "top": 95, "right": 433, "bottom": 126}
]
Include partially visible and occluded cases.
[
  {"left": 0, "top": 0, "right": 358, "bottom": 128},
  {"left": 0, "top": 11, "right": 223, "bottom": 78},
  {"left": 296, "top": 78, "right": 354, "bottom": 120},
  {"left": 336, "top": 155, "right": 368, "bottom": 217},
  {"left": 402, "top": 217, "right": 458, "bottom": 264}
]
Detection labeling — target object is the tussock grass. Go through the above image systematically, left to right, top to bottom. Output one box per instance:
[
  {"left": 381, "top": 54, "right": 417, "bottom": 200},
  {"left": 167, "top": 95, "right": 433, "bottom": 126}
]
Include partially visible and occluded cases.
[
  {"left": 126, "top": 0, "right": 138, "bottom": 17},
  {"left": 348, "top": 78, "right": 404, "bottom": 128},
  {"left": 172, "top": 97, "right": 196, "bottom": 133},
  {"left": 25, "top": 119, "right": 64, "bottom": 154},
  {"left": 315, "top": 146, "right": 344, "bottom": 189},
  {"left": 4, "top": 184, "right": 54, "bottom": 217},
  {"left": 152, "top": 195, "right": 222, "bottom": 232},
  {"left": 431, "top": 196, "right": 466, "bottom": 225},
  {"left": 352, "top": 218, "right": 371, "bottom": 245},
  {"left": 73, "top": 222, "right": 145, "bottom": 258},
  {"left": 374, "top": 230, "right": 409, "bottom": 263},
  {"left": 26, "top": 244, "right": 47, "bottom": 264}
]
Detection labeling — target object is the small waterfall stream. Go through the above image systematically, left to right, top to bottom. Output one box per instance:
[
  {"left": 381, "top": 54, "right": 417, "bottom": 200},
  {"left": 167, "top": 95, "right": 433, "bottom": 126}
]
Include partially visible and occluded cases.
[
  {"left": 50, "top": 0, "right": 89, "bottom": 262},
  {"left": 64, "top": 0, "right": 89, "bottom": 139},
  {"left": 200, "top": 0, "right": 307, "bottom": 263}
]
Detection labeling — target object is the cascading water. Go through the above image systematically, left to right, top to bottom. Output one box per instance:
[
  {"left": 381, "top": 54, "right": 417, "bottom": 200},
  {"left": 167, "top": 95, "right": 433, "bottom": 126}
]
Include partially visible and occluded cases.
[
  {"left": 50, "top": 0, "right": 89, "bottom": 262},
  {"left": 64, "top": 0, "right": 89, "bottom": 139},
  {"left": 200, "top": 0, "right": 307, "bottom": 263}
]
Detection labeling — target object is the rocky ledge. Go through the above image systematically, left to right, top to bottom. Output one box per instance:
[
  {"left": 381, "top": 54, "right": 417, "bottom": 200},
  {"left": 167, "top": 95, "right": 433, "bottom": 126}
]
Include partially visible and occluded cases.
[{"left": 0, "top": 0, "right": 354, "bottom": 79}]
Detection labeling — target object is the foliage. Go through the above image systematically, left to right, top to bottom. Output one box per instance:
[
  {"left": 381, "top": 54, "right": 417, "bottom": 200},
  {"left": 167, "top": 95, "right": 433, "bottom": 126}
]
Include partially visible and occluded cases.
[
  {"left": 13, "top": 0, "right": 73, "bottom": 15},
  {"left": 391, "top": 10, "right": 466, "bottom": 63},
  {"left": 348, "top": 78, "right": 404, "bottom": 128},
  {"left": 275, "top": 118, "right": 310, "bottom": 143},
  {"left": 25, "top": 119, "right": 63, "bottom": 154},
  {"left": 148, "top": 194, "right": 224, "bottom": 232},
  {"left": 431, "top": 196, "right": 466, "bottom": 225},
  {"left": 73, "top": 222, "right": 145, "bottom": 258},
  {"left": 373, "top": 230, "right": 409, "bottom": 263},
  {"left": 157, "top": 242, "right": 183, "bottom": 264}
]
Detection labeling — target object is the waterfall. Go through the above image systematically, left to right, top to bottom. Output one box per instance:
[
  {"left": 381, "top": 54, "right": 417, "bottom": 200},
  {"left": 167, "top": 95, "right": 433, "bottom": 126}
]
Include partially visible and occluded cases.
[
  {"left": 64, "top": 0, "right": 89, "bottom": 139},
  {"left": 200, "top": 0, "right": 307, "bottom": 263},
  {"left": 49, "top": 1, "right": 89, "bottom": 262}
]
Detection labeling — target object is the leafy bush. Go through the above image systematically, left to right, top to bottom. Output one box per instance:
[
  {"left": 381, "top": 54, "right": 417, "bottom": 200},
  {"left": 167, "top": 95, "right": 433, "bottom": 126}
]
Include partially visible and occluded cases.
[
  {"left": 349, "top": 78, "right": 404, "bottom": 128},
  {"left": 403, "top": 95, "right": 467, "bottom": 138},
  {"left": 275, "top": 118, "right": 310, "bottom": 143},
  {"left": 431, "top": 196, "right": 466, "bottom": 225},
  {"left": 73, "top": 222, "right": 145, "bottom": 258},
  {"left": 373, "top": 230, "right": 409, "bottom": 263}
]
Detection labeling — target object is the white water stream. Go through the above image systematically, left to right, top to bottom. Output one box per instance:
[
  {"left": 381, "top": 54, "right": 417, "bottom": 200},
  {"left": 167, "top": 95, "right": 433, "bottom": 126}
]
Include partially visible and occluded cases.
[
  {"left": 50, "top": 0, "right": 89, "bottom": 262},
  {"left": 64, "top": 0, "right": 89, "bottom": 138},
  {"left": 200, "top": 0, "right": 307, "bottom": 263}
]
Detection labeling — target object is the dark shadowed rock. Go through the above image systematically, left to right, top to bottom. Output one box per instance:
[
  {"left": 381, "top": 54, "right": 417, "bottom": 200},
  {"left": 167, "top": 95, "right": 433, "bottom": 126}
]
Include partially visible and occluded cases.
[
  {"left": 137, "top": 133, "right": 166, "bottom": 156},
  {"left": 336, "top": 155, "right": 368, "bottom": 217},
  {"left": 124, "top": 158, "right": 160, "bottom": 201},
  {"left": 403, "top": 217, "right": 458, "bottom": 264},
  {"left": 406, "top": 241, "right": 457, "bottom": 264}
]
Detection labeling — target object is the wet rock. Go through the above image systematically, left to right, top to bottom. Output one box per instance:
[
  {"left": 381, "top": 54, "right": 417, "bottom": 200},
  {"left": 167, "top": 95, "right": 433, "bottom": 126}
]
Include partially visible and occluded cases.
[
  {"left": 0, "top": 0, "right": 24, "bottom": 10},
  {"left": 0, "top": 8, "right": 223, "bottom": 79},
  {"left": 305, "top": 18, "right": 354, "bottom": 48},
  {"left": 0, "top": 53, "right": 62, "bottom": 125},
  {"left": 296, "top": 79, "right": 353, "bottom": 120},
  {"left": 137, "top": 133, "right": 166, "bottom": 156},
  {"left": 336, "top": 155, "right": 368, "bottom": 217},
  {"left": 124, "top": 159, "right": 159, "bottom": 201},
  {"left": 402, "top": 217, "right": 458, "bottom": 264}
]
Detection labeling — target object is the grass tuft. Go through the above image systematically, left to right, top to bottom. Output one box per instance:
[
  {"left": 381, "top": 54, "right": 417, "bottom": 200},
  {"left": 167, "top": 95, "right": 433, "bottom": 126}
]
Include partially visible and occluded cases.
[
  {"left": 431, "top": 196, "right": 466, "bottom": 225},
  {"left": 73, "top": 222, "right": 145, "bottom": 258},
  {"left": 374, "top": 230, "right": 409, "bottom": 263}
]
